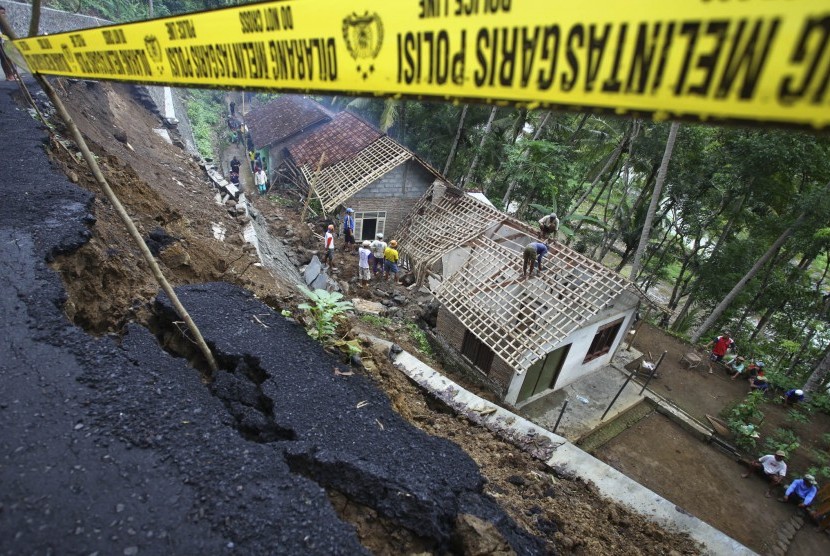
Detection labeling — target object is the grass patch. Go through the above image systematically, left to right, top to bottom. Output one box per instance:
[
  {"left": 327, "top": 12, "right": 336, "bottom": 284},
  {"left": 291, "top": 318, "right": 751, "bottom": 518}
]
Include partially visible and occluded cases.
[
  {"left": 185, "top": 89, "right": 225, "bottom": 159},
  {"left": 360, "top": 314, "right": 393, "bottom": 327},
  {"left": 406, "top": 323, "right": 433, "bottom": 356}
]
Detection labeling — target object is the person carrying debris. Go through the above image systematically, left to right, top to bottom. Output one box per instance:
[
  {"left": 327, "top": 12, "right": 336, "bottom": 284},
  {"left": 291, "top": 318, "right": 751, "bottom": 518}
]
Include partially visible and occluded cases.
[
  {"left": 230, "top": 156, "right": 241, "bottom": 174},
  {"left": 254, "top": 167, "right": 267, "bottom": 195},
  {"left": 343, "top": 208, "right": 356, "bottom": 252},
  {"left": 538, "top": 212, "right": 559, "bottom": 240},
  {"left": 323, "top": 224, "right": 335, "bottom": 269},
  {"left": 370, "top": 233, "right": 387, "bottom": 277},
  {"left": 384, "top": 240, "right": 400, "bottom": 284},
  {"left": 358, "top": 241, "right": 372, "bottom": 288},
  {"left": 522, "top": 241, "right": 548, "bottom": 278},
  {"left": 742, "top": 450, "right": 788, "bottom": 498},
  {"left": 779, "top": 474, "right": 818, "bottom": 508}
]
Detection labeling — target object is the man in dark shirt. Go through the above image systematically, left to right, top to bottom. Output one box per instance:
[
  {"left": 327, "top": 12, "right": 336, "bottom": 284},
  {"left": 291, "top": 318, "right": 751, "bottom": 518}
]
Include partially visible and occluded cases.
[{"left": 522, "top": 242, "right": 548, "bottom": 278}]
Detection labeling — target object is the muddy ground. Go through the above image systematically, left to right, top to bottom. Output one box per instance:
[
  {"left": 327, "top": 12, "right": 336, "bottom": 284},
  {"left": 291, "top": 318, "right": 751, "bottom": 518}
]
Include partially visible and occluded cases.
[{"left": 41, "top": 80, "right": 711, "bottom": 554}]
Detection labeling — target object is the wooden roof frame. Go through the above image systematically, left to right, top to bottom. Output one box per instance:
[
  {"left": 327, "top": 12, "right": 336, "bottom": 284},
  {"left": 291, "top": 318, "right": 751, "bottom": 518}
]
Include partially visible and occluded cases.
[{"left": 397, "top": 184, "right": 631, "bottom": 374}]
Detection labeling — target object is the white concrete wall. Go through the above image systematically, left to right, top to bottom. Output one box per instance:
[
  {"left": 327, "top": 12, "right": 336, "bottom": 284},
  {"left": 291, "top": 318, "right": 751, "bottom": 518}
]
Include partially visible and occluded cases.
[{"left": 505, "top": 307, "right": 637, "bottom": 405}]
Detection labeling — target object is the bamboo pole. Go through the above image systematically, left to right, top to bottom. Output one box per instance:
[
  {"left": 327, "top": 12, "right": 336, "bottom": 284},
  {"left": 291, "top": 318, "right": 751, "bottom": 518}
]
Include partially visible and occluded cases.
[
  {"left": 0, "top": 15, "right": 219, "bottom": 376},
  {"left": 300, "top": 153, "right": 326, "bottom": 222}
]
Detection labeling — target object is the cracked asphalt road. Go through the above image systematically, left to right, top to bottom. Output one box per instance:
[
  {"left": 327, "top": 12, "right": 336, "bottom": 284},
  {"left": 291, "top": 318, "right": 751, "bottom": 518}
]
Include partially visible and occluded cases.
[{"left": 0, "top": 82, "right": 546, "bottom": 554}]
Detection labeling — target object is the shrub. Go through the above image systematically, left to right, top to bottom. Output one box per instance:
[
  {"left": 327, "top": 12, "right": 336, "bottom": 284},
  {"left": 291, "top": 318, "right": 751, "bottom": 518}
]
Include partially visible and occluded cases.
[{"left": 297, "top": 286, "right": 353, "bottom": 340}]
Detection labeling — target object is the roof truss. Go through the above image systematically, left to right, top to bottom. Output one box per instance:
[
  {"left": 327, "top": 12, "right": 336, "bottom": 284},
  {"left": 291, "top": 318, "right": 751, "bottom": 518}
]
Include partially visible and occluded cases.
[{"left": 297, "top": 136, "right": 412, "bottom": 213}]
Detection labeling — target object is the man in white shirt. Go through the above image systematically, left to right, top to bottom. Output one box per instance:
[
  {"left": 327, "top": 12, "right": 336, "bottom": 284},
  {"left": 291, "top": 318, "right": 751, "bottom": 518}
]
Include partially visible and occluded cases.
[
  {"left": 254, "top": 167, "right": 267, "bottom": 195},
  {"left": 538, "top": 212, "right": 559, "bottom": 240},
  {"left": 323, "top": 224, "right": 335, "bottom": 269},
  {"left": 369, "top": 233, "right": 387, "bottom": 278},
  {"left": 358, "top": 241, "right": 372, "bottom": 287},
  {"left": 742, "top": 450, "right": 787, "bottom": 497}
]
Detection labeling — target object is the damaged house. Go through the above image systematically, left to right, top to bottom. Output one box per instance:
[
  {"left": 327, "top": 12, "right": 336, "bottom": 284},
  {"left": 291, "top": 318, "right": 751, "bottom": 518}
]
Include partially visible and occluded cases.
[
  {"left": 247, "top": 95, "right": 447, "bottom": 239},
  {"left": 396, "top": 184, "right": 640, "bottom": 406}
]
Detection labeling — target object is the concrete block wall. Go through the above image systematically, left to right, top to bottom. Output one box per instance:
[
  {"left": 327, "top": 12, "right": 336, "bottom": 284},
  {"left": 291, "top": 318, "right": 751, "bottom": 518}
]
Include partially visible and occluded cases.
[
  {"left": 4, "top": 1, "right": 109, "bottom": 37},
  {"left": 349, "top": 161, "right": 433, "bottom": 238}
]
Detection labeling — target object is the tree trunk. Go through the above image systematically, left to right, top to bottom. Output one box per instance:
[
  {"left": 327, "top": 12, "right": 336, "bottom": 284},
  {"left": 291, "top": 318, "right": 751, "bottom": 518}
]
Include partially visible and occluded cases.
[
  {"left": 28, "top": 0, "right": 42, "bottom": 36},
  {"left": 443, "top": 104, "right": 468, "bottom": 176},
  {"left": 463, "top": 106, "right": 497, "bottom": 189},
  {"left": 501, "top": 111, "right": 551, "bottom": 208},
  {"left": 628, "top": 121, "right": 680, "bottom": 281},
  {"left": 689, "top": 212, "right": 808, "bottom": 343},
  {"left": 802, "top": 344, "right": 830, "bottom": 393}
]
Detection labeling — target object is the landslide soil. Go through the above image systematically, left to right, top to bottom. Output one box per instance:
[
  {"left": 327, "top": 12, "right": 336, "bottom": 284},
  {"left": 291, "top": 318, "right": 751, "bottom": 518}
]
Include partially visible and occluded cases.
[{"left": 46, "top": 80, "right": 701, "bottom": 555}]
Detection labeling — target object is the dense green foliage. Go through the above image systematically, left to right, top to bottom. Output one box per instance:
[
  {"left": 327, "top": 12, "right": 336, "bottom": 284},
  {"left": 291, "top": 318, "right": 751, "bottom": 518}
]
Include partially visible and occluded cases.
[{"left": 184, "top": 89, "right": 223, "bottom": 159}]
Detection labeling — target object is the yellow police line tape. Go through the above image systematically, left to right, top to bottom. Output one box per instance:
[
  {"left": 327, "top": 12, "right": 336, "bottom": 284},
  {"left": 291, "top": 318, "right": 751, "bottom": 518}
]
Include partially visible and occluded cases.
[{"left": 6, "top": 0, "right": 830, "bottom": 128}]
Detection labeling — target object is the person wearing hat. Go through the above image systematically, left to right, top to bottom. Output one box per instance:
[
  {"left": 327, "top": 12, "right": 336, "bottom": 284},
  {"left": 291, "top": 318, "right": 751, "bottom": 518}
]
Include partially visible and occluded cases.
[
  {"left": 343, "top": 208, "right": 356, "bottom": 252},
  {"left": 323, "top": 224, "right": 335, "bottom": 269},
  {"left": 370, "top": 233, "right": 387, "bottom": 277},
  {"left": 358, "top": 240, "right": 372, "bottom": 287},
  {"left": 384, "top": 240, "right": 400, "bottom": 284},
  {"left": 728, "top": 356, "right": 747, "bottom": 380},
  {"left": 748, "top": 371, "right": 769, "bottom": 394},
  {"left": 783, "top": 388, "right": 805, "bottom": 406},
  {"left": 743, "top": 450, "right": 788, "bottom": 497},
  {"left": 780, "top": 474, "right": 818, "bottom": 508}
]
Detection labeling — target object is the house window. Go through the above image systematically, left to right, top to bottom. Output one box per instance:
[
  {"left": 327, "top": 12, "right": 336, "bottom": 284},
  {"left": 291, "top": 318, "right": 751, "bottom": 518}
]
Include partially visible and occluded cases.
[
  {"left": 355, "top": 211, "right": 386, "bottom": 241},
  {"left": 583, "top": 318, "right": 625, "bottom": 363},
  {"left": 462, "top": 330, "right": 494, "bottom": 373}
]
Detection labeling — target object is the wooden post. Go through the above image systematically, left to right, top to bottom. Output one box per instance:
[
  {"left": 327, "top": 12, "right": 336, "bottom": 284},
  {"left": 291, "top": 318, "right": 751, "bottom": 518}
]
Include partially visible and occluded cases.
[{"left": 300, "top": 153, "right": 326, "bottom": 222}]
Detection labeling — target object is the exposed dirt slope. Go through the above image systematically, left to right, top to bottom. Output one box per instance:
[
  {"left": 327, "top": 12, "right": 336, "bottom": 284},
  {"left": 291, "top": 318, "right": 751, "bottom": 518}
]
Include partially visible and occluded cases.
[{"left": 47, "top": 80, "right": 701, "bottom": 555}]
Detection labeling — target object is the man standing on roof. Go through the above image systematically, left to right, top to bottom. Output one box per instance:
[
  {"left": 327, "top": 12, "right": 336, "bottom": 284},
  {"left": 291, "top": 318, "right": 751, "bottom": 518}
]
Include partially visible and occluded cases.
[
  {"left": 343, "top": 208, "right": 356, "bottom": 252},
  {"left": 538, "top": 212, "right": 559, "bottom": 241},
  {"left": 323, "top": 224, "right": 335, "bottom": 269},
  {"left": 370, "top": 233, "right": 387, "bottom": 278},
  {"left": 522, "top": 242, "right": 548, "bottom": 279}
]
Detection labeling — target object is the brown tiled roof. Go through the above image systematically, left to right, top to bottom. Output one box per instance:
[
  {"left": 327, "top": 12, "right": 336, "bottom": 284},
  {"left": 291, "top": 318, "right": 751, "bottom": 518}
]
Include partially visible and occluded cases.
[
  {"left": 246, "top": 96, "right": 331, "bottom": 150},
  {"left": 288, "top": 112, "right": 383, "bottom": 168}
]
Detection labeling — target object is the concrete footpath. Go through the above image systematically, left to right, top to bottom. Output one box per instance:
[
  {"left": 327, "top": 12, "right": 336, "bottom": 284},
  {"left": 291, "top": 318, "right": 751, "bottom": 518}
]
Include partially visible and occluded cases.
[{"left": 360, "top": 334, "right": 757, "bottom": 556}]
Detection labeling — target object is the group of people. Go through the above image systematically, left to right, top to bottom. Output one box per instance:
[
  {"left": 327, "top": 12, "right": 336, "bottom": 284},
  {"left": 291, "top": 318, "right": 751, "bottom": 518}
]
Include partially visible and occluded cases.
[
  {"left": 228, "top": 154, "right": 268, "bottom": 195},
  {"left": 322, "top": 208, "right": 401, "bottom": 285},
  {"left": 706, "top": 332, "right": 809, "bottom": 405},
  {"left": 742, "top": 451, "right": 823, "bottom": 519}
]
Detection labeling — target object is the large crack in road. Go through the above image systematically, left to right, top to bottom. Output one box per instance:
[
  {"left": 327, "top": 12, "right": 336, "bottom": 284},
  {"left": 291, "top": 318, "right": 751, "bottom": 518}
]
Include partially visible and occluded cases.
[{"left": 0, "top": 82, "right": 548, "bottom": 554}]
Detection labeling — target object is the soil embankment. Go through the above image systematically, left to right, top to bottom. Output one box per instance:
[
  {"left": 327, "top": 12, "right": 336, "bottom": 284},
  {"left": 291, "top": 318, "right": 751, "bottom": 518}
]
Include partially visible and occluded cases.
[{"left": 1, "top": 79, "right": 703, "bottom": 554}]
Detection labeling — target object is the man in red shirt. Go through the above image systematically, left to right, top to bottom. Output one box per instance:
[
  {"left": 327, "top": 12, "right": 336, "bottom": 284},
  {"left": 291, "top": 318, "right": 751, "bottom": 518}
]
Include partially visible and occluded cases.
[{"left": 706, "top": 332, "right": 734, "bottom": 362}]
